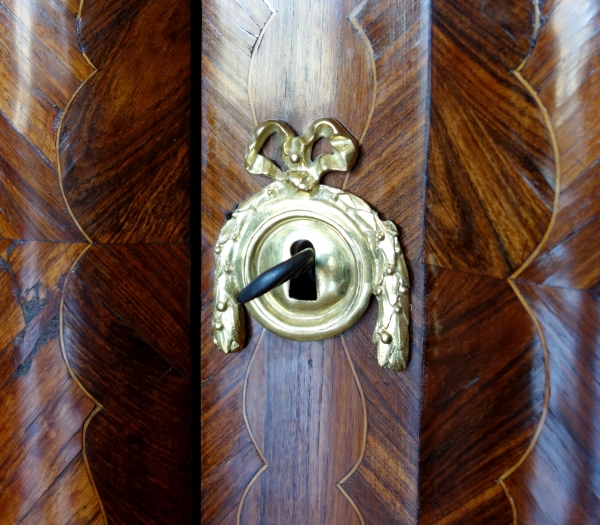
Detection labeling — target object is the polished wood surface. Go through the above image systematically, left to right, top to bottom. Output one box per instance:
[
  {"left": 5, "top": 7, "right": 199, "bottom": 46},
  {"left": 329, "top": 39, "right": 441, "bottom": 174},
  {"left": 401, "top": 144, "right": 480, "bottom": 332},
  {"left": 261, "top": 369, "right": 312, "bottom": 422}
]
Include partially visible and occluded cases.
[
  {"left": 0, "top": 0, "right": 190, "bottom": 522},
  {"left": 0, "top": 0, "right": 99, "bottom": 521},
  {"left": 61, "top": 0, "right": 190, "bottom": 244},
  {"left": 202, "top": 0, "right": 428, "bottom": 523},
  {"left": 202, "top": 0, "right": 600, "bottom": 524},
  {"left": 422, "top": 0, "right": 600, "bottom": 523},
  {"left": 425, "top": 0, "right": 553, "bottom": 278},
  {"left": 517, "top": 0, "right": 600, "bottom": 289},
  {"left": 0, "top": 244, "right": 97, "bottom": 523},
  {"left": 63, "top": 245, "right": 191, "bottom": 524},
  {"left": 420, "top": 267, "right": 545, "bottom": 524},
  {"left": 505, "top": 284, "right": 600, "bottom": 523},
  {"left": 241, "top": 333, "right": 363, "bottom": 525}
]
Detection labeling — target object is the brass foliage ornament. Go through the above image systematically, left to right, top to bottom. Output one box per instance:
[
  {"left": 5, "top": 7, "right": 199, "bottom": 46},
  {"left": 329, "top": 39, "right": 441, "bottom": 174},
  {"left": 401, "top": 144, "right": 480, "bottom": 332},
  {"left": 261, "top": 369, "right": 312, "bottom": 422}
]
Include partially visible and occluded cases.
[{"left": 212, "top": 119, "right": 410, "bottom": 371}]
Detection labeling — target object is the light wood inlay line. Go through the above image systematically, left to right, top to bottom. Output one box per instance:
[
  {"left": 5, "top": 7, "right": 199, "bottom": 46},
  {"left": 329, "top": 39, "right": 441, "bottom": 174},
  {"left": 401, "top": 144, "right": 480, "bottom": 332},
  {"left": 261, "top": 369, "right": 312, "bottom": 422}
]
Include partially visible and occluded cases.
[
  {"left": 55, "top": 0, "right": 97, "bottom": 244},
  {"left": 343, "top": 0, "right": 377, "bottom": 192},
  {"left": 348, "top": 0, "right": 377, "bottom": 147},
  {"left": 248, "top": 1, "right": 276, "bottom": 128},
  {"left": 510, "top": 1, "right": 560, "bottom": 281},
  {"left": 498, "top": 3, "right": 555, "bottom": 520},
  {"left": 509, "top": 70, "right": 561, "bottom": 280},
  {"left": 59, "top": 242, "right": 106, "bottom": 524},
  {"left": 501, "top": 281, "right": 550, "bottom": 482},
  {"left": 237, "top": 327, "right": 268, "bottom": 525},
  {"left": 336, "top": 333, "right": 367, "bottom": 525},
  {"left": 81, "top": 406, "right": 108, "bottom": 525},
  {"left": 498, "top": 478, "right": 518, "bottom": 525}
]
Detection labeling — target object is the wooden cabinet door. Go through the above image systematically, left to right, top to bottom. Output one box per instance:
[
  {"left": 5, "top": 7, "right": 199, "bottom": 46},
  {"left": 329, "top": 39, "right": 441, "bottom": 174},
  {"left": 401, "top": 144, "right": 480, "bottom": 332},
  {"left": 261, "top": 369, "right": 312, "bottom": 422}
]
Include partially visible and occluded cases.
[
  {"left": 0, "top": 0, "right": 190, "bottom": 523},
  {"left": 202, "top": 1, "right": 600, "bottom": 524}
]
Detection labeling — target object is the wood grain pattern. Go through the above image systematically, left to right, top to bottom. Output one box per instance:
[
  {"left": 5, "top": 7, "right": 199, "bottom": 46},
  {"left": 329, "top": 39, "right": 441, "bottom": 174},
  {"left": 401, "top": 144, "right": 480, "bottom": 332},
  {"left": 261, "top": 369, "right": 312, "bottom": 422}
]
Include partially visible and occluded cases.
[
  {"left": 0, "top": 0, "right": 191, "bottom": 520},
  {"left": 0, "top": 0, "right": 100, "bottom": 517},
  {"left": 0, "top": 0, "right": 93, "bottom": 165},
  {"left": 0, "top": 0, "right": 90, "bottom": 241},
  {"left": 59, "top": 0, "right": 190, "bottom": 244},
  {"left": 201, "top": 0, "right": 429, "bottom": 523},
  {"left": 201, "top": 0, "right": 271, "bottom": 253},
  {"left": 203, "top": 0, "right": 600, "bottom": 524},
  {"left": 250, "top": 0, "right": 374, "bottom": 143},
  {"left": 343, "top": 0, "right": 430, "bottom": 262},
  {"left": 425, "top": 0, "right": 555, "bottom": 278},
  {"left": 516, "top": 0, "right": 600, "bottom": 289},
  {"left": 422, "top": 1, "right": 600, "bottom": 524},
  {"left": 200, "top": 3, "right": 269, "bottom": 446},
  {"left": 0, "top": 113, "right": 84, "bottom": 241},
  {"left": 0, "top": 241, "right": 100, "bottom": 523},
  {"left": 63, "top": 244, "right": 191, "bottom": 525},
  {"left": 341, "top": 263, "right": 424, "bottom": 525},
  {"left": 419, "top": 266, "right": 545, "bottom": 524},
  {"left": 505, "top": 283, "right": 600, "bottom": 524},
  {"left": 201, "top": 303, "right": 264, "bottom": 525},
  {"left": 240, "top": 332, "right": 364, "bottom": 525},
  {"left": 19, "top": 454, "right": 104, "bottom": 525}
]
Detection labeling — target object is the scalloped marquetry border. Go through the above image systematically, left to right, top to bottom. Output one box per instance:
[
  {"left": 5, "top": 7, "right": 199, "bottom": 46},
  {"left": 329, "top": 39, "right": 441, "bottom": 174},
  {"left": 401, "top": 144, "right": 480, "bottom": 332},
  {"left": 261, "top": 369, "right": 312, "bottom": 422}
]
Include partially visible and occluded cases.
[
  {"left": 343, "top": 0, "right": 377, "bottom": 192},
  {"left": 510, "top": 0, "right": 560, "bottom": 281},
  {"left": 55, "top": 1, "right": 96, "bottom": 244},
  {"left": 57, "top": 1, "right": 104, "bottom": 522},
  {"left": 242, "top": 1, "right": 374, "bottom": 521},
  {"left": 501, "top": 2, "right": 556, "bottom": 523},
  {"left": 59, "top": 243, "right": 107, "bottom": 524},
  {"left": 236, "top": 327, "right": 268, "bottom": 525},
  {"left": 236, "top": 329, "right": 368, "bottom": 525},
  {"left": 337, "top": 333, "right": 368, "bottom": 525}
]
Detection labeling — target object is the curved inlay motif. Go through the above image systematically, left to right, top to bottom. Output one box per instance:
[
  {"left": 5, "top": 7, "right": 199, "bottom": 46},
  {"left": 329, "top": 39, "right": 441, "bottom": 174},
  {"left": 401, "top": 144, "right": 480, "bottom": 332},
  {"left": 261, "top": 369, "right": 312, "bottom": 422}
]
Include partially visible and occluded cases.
[
  {"left": 0, "top": 0, "right": 105, "bottom": 521},
  {"left": 58, "top": 0, "right": 191, "bottom": 522},
  {"left": 249, "top": 0, "right": 374, "bottom": 147},
  {"left": 55, "top": 1, "right": 101, "bottom": 520},
  {"left": 241, "top": 1, "right": 376, "bottom": 520},
  {"left": 423, "top": 1, "right": 556, "bottom": 522},
  {"left": 501, "top": 1, "right": 554, "bottom": 520},
  {"left": 55, "top": 63, "right": 96, "bottom": 244},
  {"left": 59, "top": 242, "right": 105, "bottom": 523},
  {"left": 62, "top": 245, "right": 191, "bottom": 524},
  {"left": 498, "top": 281, "right": 550, "bottom": 524},
  {"left": 240, "top": 332, "right": 365, "bottom": 525},
  {"left": 336, "top": 334, "right": 368, "bottom": 525}
]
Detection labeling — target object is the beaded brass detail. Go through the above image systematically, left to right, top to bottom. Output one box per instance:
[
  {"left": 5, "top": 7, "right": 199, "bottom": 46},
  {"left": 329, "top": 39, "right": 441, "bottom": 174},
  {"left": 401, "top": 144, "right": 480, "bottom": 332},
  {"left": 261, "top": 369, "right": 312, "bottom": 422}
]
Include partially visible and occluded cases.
[{"left": 212, "top": 119, "right": 410, "bottom": 371}]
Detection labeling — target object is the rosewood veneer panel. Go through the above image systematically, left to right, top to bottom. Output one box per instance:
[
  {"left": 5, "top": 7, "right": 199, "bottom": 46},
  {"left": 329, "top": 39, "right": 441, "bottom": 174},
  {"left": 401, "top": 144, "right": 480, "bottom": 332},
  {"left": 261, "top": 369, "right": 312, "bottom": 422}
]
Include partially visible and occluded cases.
[
  {"left": 0, "top": 0, "right": 191, "bottom": 521},
  {"left": 0, "top": 0, "right": 93, "bottom": 165},
  {"left": 0, "top": 0, "right": 99, "bottom": 516},
  {"left": 59, "top": 0, "right": 190, "bottom": 244},
  {"left": 201, "top": 0, "right": 429, "bottom": 523},
  {"left": 343, "top": 0, "right": 429, "bottom": 262},
  {"left": 425, "top": 0, "right": 554, "bottom": 278},
  {"left": 517, "top": 0, "right": 600, "bottom": 289},
  {"left": 423, "top": 1, "right": 600, "bottom": 523},
  {"left": 0, "top": 114, "right": 84, "bottom": 241},
  {"left": 0, "top": 242, "right": 99, "bottom": 523},
  {"left": 63, "top": 244, "right": 192, "bottom": 525},
  {"left": 341, "top": 263, "right": 424, "bottom": 525},
  {"left": 420, "top": 266, "right": 545, "bottom": 524},
  {"left": 505, "top": 284, "right": 600, "bottom": 524},
  {"left": 201, "top": 307, "right": 264, "bottom": 524},
  {"left": 240, "top": 332, "right": 363, "bottom": 525},
  {"left": 19, "top": 454, "right": 104, "bottom": 525}
]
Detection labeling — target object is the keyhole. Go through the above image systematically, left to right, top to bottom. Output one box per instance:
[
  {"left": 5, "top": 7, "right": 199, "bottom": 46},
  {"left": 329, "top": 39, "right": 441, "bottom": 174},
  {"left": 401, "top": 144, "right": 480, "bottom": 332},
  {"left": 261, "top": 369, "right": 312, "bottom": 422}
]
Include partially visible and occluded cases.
[{"left": 288, "top": 239, "right": 317, "bottom": 301}]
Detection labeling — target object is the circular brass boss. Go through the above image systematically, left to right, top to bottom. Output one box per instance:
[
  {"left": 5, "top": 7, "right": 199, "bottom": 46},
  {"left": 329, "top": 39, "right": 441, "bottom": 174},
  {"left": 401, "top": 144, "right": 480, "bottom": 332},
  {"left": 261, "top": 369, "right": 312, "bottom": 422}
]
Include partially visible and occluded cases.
[{"left": 236, "top": 196, "right": 372, "bottom": 341}]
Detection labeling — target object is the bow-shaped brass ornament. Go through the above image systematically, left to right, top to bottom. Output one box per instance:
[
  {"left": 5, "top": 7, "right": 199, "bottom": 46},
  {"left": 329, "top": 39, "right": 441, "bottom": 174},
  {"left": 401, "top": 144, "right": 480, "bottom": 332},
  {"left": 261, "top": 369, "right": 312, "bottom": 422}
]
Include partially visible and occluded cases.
[
  {"left": 212, "top": 118, "right": 410, "bottom": 372},
  {"left": 245, "top": 119, "right": 359, "bottom": 191}
]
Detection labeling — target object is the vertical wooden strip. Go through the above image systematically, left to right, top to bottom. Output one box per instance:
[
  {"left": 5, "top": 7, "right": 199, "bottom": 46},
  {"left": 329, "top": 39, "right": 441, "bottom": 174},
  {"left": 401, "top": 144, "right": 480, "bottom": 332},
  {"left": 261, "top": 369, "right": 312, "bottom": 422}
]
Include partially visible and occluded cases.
[
  {"left": 419, "top": 266, "right": 545, "bottom": 524},
  {"left": 241, "top": 333, "right": 364, "bottom": 525}
]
